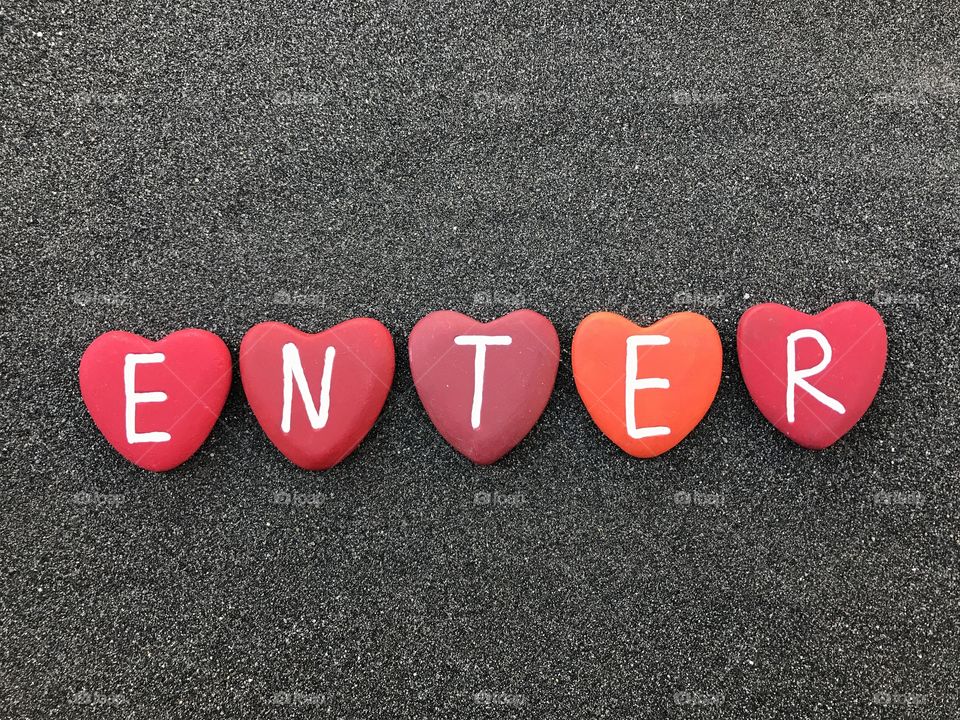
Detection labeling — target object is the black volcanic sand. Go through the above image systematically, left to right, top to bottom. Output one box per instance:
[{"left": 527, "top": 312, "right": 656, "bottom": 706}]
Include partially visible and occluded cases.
[{"left": 2, "top": 2, "right": 959, "bottom": 718}]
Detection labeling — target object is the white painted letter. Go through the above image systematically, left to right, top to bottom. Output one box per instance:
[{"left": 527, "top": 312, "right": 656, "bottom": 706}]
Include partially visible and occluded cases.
[
  {"left": 786, "top": 329, "right": 846, "bottom": 422},
  {"left": 454, "top": 335, "right": 512, "bottom": 429},
  {"left": 625, "top": 335, "right": 671, "bottom": 439},
  {"left": 281, "top": 343, "right": 335, "bottom": 433},
  {"left": 124, "top": 353, "right": 172, "bottom": 444}
]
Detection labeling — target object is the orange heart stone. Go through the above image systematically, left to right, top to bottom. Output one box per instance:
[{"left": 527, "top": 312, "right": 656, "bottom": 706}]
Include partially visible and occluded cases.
[{"left": 571, "top": 311, "right": 723, "bottom": 458}]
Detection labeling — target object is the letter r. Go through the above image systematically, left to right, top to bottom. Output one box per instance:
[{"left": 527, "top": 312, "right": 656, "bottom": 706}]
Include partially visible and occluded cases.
[{"left": 786, "top": 329, "right": 846, "bottom": 422}]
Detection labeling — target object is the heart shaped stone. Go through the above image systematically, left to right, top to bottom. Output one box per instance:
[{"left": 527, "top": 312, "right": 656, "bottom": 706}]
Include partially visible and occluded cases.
[
  {"left": 737, "top": 301, "right": 887, "bottom": 449},
  {"left": 408, "top": 310, "right": 560, "bottom": 464},
  {"left": 572, "top": 311, "right": 722, "bottom": 458},
  {"left": 239, "top": 319, "right": 394, "bottom": 470},
  {"left": 79, "top": 329, "right": 232, "bottom": 471}
]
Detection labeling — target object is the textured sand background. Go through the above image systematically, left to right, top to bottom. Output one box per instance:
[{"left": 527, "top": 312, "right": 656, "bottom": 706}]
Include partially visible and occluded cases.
[{"left": 2, "top": 2, "right": 959, "bottom": 717}]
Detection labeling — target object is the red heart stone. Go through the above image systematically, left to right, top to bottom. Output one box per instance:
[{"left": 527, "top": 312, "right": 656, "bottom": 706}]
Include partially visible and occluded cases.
[
  {"left": 737, "top": 301, "right": 887, "bottom": 449},
  {"left": 408, "top": 310, "right": 560, "bottom": 464},
  {"left": 239, "top": 320, "right": 394, "bottom": 470},
  {"left": 79, "top": 329, "right": 232, "bottom": 471}
]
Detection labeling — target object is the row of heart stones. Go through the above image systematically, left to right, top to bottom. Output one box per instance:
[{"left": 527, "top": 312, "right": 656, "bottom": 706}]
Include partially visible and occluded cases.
[{"left": 79, "top": 302, "right": 887, "bottom": 471}]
